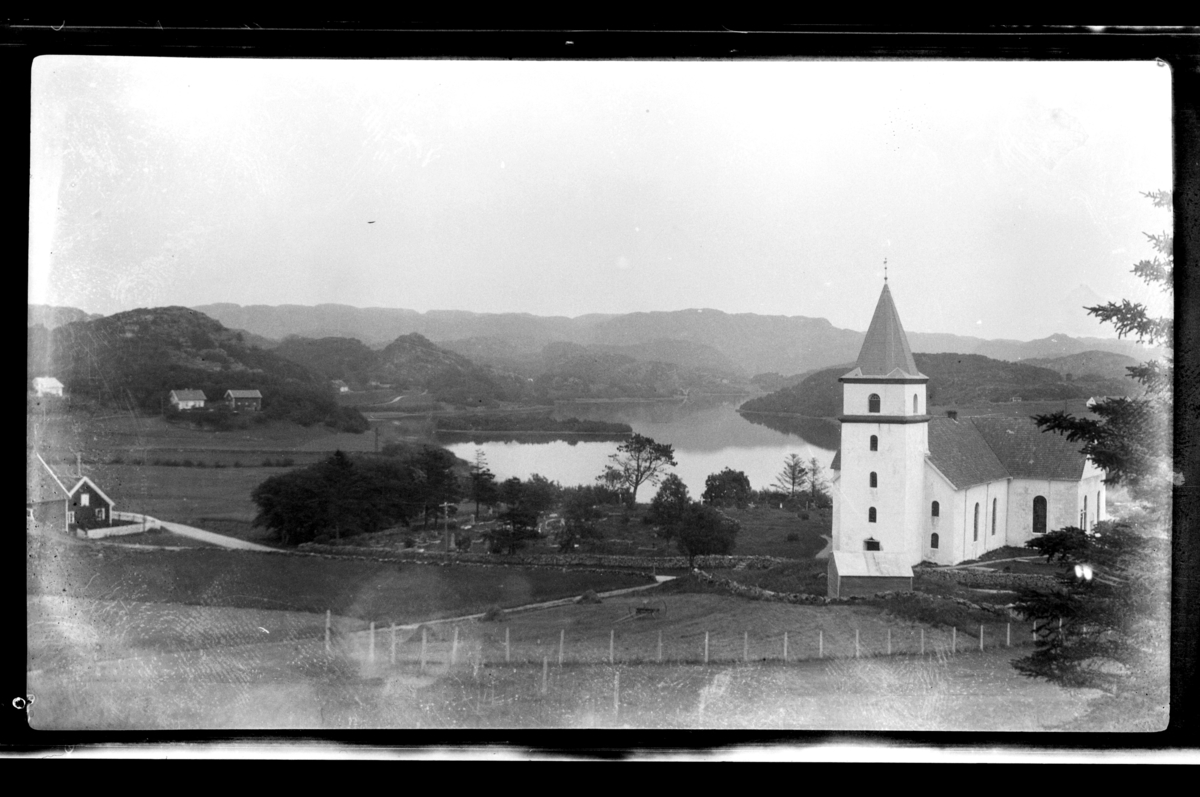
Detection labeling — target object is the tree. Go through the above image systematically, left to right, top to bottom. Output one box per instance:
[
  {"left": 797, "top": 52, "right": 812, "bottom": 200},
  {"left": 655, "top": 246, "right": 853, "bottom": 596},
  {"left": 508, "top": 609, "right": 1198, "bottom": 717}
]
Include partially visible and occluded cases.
[
  {"left": 1013, "top": 190, "right": 1173, "bottom": 725},
  {"left": 598, "top": 433, "right": 677, "bottom": 505},
  {"left": 466, "top": 449, "right": 499, "bottom": 520},
  {"left": 773, "top": 453, "right": 807, "bottom": 499},
  {"left": 807, "top": 457, "right": 828, "bottom": 507},
  {"left": 701, "top": 468, "right": 752, "bottom": 508},
  {"left": 647, "top": 474, "right": 692, "bottom": 540},
  {"left": 558, "top": 489, "right": 606, "bottom": 552},
  {"left": 674, "top": 503, "right": 740, "bottom": 568}
]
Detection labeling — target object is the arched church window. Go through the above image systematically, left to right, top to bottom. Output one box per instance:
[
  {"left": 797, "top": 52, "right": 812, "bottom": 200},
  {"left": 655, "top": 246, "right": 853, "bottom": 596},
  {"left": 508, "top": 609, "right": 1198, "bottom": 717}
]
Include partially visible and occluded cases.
[
  {"left": 868, "top": 393, "right": 880, "bottom": 413},
  {"left": 913, "top": 394, "right": 919, "bottom": 414},
  {"left": 870, "top": 435, "right": 878, "bottom": 451},
  {"left": 869, "top": 472, "right": 877, "bottom": 488},
  {"left": 1083, "top": 495, "right": 1088, "bottom": 529},
  {"left": 1033, "top": 496, "right": 1047, "bottom": 534},
  {"left": 991, "top": 498, "right": 997, "bottom": 535},
  {"left": 931, "top": 501, "right": 939, "bottom": 517},
  {"left": 973, "top": 503, "right": 980, "bottom": 541},
  {"left": 868, "top": 507, "right": 876, "bottom": 523},
  {"left": 930, "top": 532, "right": 939, "bottom": 549},
  {"left": 864, "top": 538, "right": 881, "bottom": 552}
]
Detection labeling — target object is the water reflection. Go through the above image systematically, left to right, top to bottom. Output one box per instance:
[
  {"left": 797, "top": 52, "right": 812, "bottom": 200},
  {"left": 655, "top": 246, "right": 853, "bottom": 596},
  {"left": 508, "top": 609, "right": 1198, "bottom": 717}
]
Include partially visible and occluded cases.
[{"left": 438, "top": 396, "right": 837, "bottom": 497}]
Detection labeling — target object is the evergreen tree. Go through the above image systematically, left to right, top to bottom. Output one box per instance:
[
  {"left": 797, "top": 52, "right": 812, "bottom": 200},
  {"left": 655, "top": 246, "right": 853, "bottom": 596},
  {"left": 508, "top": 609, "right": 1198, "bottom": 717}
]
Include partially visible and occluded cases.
[
  {"left": 773, "top": 453, "right": 807, "bottom": 498},
  {"left": 647, "top": 474, "right": 691, "bottom": 541}
]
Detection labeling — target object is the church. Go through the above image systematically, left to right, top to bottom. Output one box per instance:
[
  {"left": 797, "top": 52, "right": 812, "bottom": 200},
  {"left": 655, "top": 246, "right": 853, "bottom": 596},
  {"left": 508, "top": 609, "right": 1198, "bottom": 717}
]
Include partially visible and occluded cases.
[{"left": 827, "top": 282, "right": 1107, "bottom": 598}]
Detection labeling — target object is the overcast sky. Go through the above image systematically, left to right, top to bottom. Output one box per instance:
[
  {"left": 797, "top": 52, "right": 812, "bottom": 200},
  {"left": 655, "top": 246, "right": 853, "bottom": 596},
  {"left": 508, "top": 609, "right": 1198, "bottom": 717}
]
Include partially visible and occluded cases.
[{"left": 29, "top": 57, "right": 1172, "bottom": 340}]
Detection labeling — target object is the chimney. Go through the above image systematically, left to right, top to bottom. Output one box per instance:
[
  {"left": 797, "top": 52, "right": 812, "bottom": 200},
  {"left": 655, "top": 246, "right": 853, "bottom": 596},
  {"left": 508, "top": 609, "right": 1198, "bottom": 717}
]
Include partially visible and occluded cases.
[{"left": 945, "top": 410, "right": 958, "bottom": 421}]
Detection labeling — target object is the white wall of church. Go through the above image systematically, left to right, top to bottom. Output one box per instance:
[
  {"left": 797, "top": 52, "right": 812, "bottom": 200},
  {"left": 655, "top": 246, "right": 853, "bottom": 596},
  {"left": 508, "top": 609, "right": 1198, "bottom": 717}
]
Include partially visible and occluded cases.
[
  {"left": 842, "top": 382, "right": 927, "bottom": 417},
  {"left": 922, "top": 466, "right": 961, "bottom": 564},
  {"left": 1006, "top": 479, "right": 1082, "bottom": 547}
]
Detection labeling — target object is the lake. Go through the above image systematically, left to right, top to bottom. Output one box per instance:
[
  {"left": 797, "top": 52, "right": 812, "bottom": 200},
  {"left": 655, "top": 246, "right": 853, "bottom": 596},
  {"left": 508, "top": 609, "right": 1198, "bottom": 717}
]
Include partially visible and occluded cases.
[{"left": 438, "top": 396, "right": 839, "bottom": 499}]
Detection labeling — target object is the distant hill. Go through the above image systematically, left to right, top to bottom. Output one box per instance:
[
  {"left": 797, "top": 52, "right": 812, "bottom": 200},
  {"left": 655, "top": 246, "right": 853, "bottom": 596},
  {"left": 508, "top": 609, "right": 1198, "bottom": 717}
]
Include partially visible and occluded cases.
[
  {"left": 195, "top": 302, "right": 1164, "bottom": 378},
  {"left": 28, "top": 304, "right": 103, "bottom": 328},
  {"left": 33, "top": 307, "right": 367, "bottom": 431},
  {"left": 274, "top": 336, "right": 380, "bottom": 387},
  {"left": 1023, "top": 349, "right": 1143, "bottom": 381},
  {"left": 738, "top": 352, "right": 1138, "bottom": 418}
]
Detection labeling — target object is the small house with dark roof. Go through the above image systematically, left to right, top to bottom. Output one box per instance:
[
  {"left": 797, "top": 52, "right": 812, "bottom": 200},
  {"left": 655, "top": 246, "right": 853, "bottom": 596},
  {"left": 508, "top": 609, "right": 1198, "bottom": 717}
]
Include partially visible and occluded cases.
[
  {"left": 828, "top": 282, "right": 1106, "bottom": 595},
  {"left": 169, "top": 389, "right": 208, "bottom": 410},
  {"left": 224, "top": 389, "right": 262, "bottom": 412},
  {"left": 67, "top": 476, "right": 116, "bottom": 531}
]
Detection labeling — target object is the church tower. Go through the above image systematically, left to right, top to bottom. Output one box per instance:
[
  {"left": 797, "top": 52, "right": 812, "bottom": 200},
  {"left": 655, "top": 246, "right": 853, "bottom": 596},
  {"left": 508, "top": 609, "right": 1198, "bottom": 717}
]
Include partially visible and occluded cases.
[{"left": 830, "top": 281, "right": 930, "bottom": 589}]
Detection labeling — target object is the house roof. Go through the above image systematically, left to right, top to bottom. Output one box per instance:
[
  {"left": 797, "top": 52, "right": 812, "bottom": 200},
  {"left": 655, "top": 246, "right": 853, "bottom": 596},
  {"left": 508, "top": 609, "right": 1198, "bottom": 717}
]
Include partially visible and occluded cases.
[
  {"left": 844, "top": 284, "right": 924, "bottom": 379},
  {"left": 225, "top": 389, "right": 262, "bottom": 398},
  {"left": 170, "top": 390, "right": 208, "bottom": 401},
  {"left": 967, "top": 416, "right": 1088, "bottom": 481},
  {"left": 926, "top": 417, "right": 1011, "bottom": 489},
  {"left": 830, "top": 449, "right": 841, "bottom": 471},
  {"left": 28, "top": 452, "right": 70, "bottom": 504},
  {"left": 68, "top": 475, "right": 116, "bottom": 508},
  {"left": 831, "top": 551, "right": 913, "bottom": 578}
]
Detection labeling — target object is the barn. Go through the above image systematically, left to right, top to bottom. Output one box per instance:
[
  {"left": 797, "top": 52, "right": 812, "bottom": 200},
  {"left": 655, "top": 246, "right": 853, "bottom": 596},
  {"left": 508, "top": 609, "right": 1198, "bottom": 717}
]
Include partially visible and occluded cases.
[
  {"left": 169, "top": 389, "right": 208, "bottom": 410},
  {"left": 224, "top": 389, "right": 263, "bottom": 412},
  {"left": 827, "top": 551, "right": 914, "bottom": 598}
]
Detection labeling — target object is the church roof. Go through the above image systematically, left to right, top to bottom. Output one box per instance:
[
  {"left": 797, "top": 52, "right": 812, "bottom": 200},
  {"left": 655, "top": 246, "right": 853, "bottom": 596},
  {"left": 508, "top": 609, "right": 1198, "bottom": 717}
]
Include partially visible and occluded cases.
[
  {"left": 846, "top": 284, "right": 924, "bottom": 379},
  {"left": 925, "top": 415, "right": 1090, "bottom": 487},
  {"left": 968, "top": 416, "right": 1089, "bottom": 481},
  {"left": 926, "top": 417, "right": 1010, "bottom": 488},
  {"left": 830, "top": 449, "right": 840, "bottom": 471}
]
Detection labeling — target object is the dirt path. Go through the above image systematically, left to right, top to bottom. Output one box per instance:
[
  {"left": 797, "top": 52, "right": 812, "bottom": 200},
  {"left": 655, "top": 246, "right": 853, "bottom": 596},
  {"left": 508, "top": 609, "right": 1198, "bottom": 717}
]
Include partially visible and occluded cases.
[{"left": 112, "top": 512, "right": 278, "bottom": 552}]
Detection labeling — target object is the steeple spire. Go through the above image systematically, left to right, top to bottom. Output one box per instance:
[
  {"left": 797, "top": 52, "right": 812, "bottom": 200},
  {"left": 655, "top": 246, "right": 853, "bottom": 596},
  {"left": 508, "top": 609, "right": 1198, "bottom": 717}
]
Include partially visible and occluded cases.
[{"left": 849, "top": 282, "right": 924, "bottom": 378}]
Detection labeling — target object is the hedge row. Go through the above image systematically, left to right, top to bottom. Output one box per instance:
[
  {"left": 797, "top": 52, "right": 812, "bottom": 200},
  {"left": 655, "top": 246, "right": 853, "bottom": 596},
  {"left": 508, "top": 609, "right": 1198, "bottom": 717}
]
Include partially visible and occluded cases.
[{"left": 294, "top": 543, "right": 792, "bottom": 571}]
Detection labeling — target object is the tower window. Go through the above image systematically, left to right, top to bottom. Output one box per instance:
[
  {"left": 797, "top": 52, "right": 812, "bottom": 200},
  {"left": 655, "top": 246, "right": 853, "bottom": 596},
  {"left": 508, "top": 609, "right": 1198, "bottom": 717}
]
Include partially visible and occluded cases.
[
  {"left": 868, "top": 393, "right": 881, "bottom": 413},
  {"left": 913, "top": 394, "right": 919, "bottom": 413},
  {"left": 870, "top": 435, "right": 878, "bottom": 451},
  {"left": 869, "top": 472, "right": 877, "bottom": 488},
  {"left": 1033, "top": 496, "right": 1047, "bottom": 534},
  {"left": 991, "top": 498, "right": 997, "bottom": 535},
  {"left": 931, "top": 500, "right": 940, "bottom": 518},
  {"left": 973, "top": 502, "right": 980, "bottom": 541},
  {"left": 868, "top": 507, "right": 876, "bottom": 523},
  {"left": 930, "top": 532, "right": 939, "bottom": 549},
  {"left": 864, "top": 538, "right": 881, "bottom": 552}
]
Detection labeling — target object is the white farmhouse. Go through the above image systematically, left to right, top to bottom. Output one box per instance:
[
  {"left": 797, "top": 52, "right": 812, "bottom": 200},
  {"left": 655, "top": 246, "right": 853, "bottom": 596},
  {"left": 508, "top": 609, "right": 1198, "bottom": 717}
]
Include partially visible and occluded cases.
[
  {"left": 828, "top": 283, "right": 1106, "bottom": 597},
  {"left": 32, "top": 377, "right": 64, "bottom": 397},
  {"left": 169, "top": 389, "right": 208, "bottom": 410}
]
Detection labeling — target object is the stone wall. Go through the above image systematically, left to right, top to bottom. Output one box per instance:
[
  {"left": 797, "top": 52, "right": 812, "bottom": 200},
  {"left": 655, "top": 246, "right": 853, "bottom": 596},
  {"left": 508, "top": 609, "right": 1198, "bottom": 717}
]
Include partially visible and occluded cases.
[{"left": 916, "top": 567, "right": 1058, "bottom": 590}]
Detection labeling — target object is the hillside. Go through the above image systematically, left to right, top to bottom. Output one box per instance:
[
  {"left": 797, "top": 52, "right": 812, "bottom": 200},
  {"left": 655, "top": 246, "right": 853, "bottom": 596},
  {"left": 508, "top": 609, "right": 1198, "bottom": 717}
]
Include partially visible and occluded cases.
[
  {"left": 194, "top": 302, "right": 1165, "bottom": 378},
  {"left": 28, "top": 304, "right": 103, "bottom": 329},
  {"left": 33, "top": 307, "right": 368, "bottom": 431},
  {"left": 274, "top": 336, "right": 383, "bottom": 388},
  {"left": 1023, "top": 350, "right": 1143, "bottom": 381},
  {"left": 738, "top": 352, "right": 1137, "bottom": 418}
]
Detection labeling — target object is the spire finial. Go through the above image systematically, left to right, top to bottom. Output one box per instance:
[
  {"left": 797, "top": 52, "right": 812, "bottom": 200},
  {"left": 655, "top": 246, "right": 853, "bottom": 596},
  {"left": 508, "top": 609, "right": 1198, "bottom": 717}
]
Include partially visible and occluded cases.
[{"left": 884, "top": 257, "right": 888, "bottom": 283}]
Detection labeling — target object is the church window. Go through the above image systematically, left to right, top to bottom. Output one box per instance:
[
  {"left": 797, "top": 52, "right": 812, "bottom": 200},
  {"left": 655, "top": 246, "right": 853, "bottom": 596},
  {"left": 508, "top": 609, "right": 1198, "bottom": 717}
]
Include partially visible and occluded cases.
[
  {"left": 868, "top": 393, "right": 880, "bottom": 413},
  {"left": 913, "top": 394, "right": 919, "bottom": 413},
  {"left": 870, "top": 435, "right": 878, "bottom": 451},
  {"left": 869, "top": 472, "right": 877, "bottom": 488},
  {"left": 1097, "top": 490, "right": 1101, "bottom": 522},
  {"left": 1083, "top": 495, "right": 1088, "bottom": 529},
  {"left": 1033, "top": 496, "right": 1047, "bottom": 534},
  {"left": 991, "top": 498, "right": 997, "bottom": 535},
  {"left": 931, "top": 501, "right": 939, "bottom": 517},
  {"left": 973, "top": 502, "right": 980, "bottom": 541},
  {"left": 868, "top": 507, "right": 876, "bottom": 523},
  {"left": 930, "top": 532, "right": 939, "bottom": 549},
  {"left": 864, "top": 538, "right": 881, "bottom": 552}
]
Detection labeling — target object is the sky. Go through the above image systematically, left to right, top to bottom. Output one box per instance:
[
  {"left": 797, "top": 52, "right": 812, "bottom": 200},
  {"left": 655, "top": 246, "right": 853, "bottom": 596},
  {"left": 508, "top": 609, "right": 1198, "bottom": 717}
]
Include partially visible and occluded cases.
[{"left": 28, "top": 57, "right": 1173, "bottom": 340}]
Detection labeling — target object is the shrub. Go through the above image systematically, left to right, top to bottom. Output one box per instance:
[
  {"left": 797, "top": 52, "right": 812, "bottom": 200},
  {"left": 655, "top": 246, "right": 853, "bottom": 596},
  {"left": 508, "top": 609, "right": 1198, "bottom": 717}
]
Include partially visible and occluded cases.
[
  {"left": 182, "top": 459, "right": 195, "bottom": 468},
  {"left": 232, "top": 460, "right": 242, "bottom": 468},
  {"left": 213, "top": 461, "right": 226, "bottom": 469},
  {"left": 800, "top": 512, "right": 810, "bottom": 520},
  {"left": 786, "top": 532, "right": 800, "bottom": 542},
  {"left": 576, "top": 589, "right": 603, "bottom": 604},
  {"left": 480, "top": 605, "right": 505, "bottom": 622}
]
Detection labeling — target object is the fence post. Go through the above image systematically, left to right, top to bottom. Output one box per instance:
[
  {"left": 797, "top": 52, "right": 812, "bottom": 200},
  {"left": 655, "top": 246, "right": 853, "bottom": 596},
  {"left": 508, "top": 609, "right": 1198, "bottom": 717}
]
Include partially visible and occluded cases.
[
  {"left": 325, "top": 610, "right": 331, "bottom": 654},
  {"left": 369, "top": 621, "right": 376, "bottom": 664},
  {"left": 1033, "top": 621, "right": 1037, "bottom": 644},
  {"left": 1007, "top": 622, "right": 1011, "bottom": 648},
  {"left": 391, "top": 623, "right": 397, "bottom": 664},
  {"left": 979, "top": 625, "right": 984, "bottom": 652},
  {"left": 452, "top": 626, "right": 459, "bottom": 666},
  {"left": 505, "top": 626, "right": 510, "bottom": 664},
  {"left": 420, "top": 627, "right": 427, "bottom": 672},
  {"left": 952, "top": 627, "right": 957, "bottom": 654},
  {"left": 887, "top": 628, "right": 892, "bottom": 656},
  {"left": 920, "top": 628, "right": 925, "bottom": 655},
  {"left": 559, "top": 629, "right": 565, "bottom": 667},
  {"left": 610, "top": 630, "right": 615, "bottom": 665},
  {"left": 658, "top": 630, "right": 663, "bottom": 663},
  {"left": 819, "top": 630, "right": 823, "bottom": 659},
  {"left": 704, "top": 631, "right": 709, "bottom": 665},
  {"left": 743, "top": 632, "right": 749, "bottom": 663},
  {"left": 783, "top": 632, "right": 788, "bottom": 663},
  {"left": 542, "top": 656, "right": 548, "bottom": 695},
  {"left": 614, "top": 671, "right": 620, "bottom": 717}
]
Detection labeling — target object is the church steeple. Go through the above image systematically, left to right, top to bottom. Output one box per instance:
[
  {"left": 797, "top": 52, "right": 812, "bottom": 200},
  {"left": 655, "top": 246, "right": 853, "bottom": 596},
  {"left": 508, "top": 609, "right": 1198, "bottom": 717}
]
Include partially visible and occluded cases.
[{"left": 847, "top": 283, "right": 924, "bottom": 379}]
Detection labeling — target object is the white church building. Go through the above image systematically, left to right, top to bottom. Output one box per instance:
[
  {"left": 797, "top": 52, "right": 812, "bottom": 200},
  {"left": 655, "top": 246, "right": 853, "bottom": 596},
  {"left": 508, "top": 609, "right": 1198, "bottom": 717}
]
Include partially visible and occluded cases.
[{"left": 827, "top": 283, "right": 1107, "bottom": 597}]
